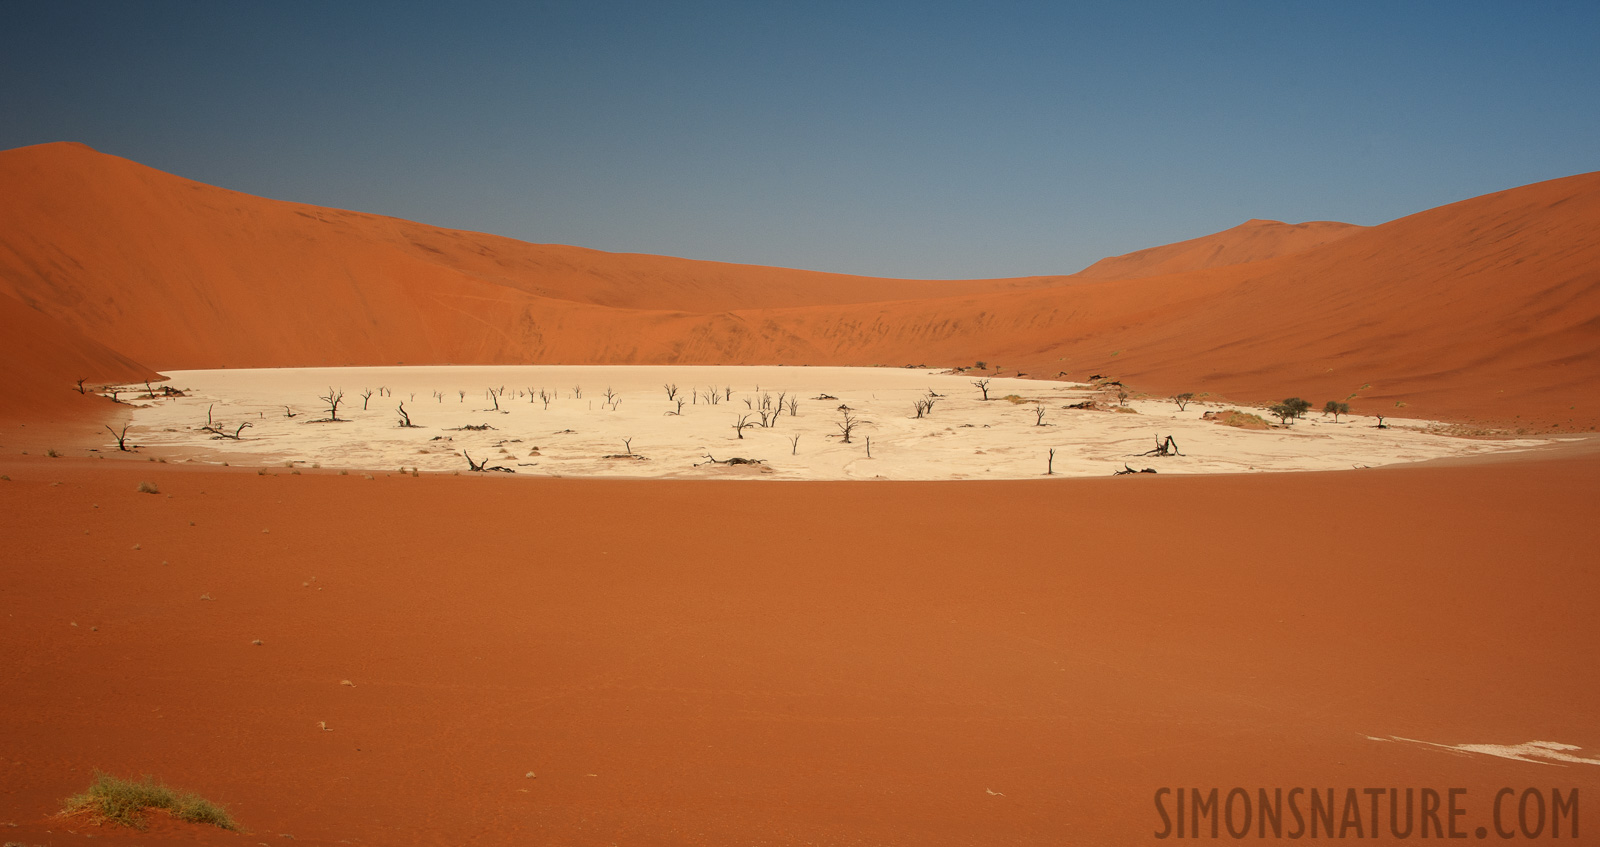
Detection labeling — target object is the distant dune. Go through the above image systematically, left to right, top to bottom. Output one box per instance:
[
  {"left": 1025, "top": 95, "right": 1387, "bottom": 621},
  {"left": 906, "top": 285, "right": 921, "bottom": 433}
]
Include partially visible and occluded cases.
[
  {"left": 1, "top": 141, "right": 1596, "bottom": 429},
  {"left": 1071, "top": 218, "right": 1365, "bottom": 281}
]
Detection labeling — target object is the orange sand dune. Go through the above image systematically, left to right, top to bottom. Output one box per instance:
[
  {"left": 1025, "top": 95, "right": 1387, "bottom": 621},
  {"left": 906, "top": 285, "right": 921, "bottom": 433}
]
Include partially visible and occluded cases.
[
  {"left": 0, "top": 142, "right": 1058, "bottom": 369},
  {"left": 1, "top": 142, "right": 1596, "bottom": 431},
  {"left": 740, "top": 170, "right": 1600, "bottom": 428},
  {"left": 1071, "top": 218, "right": 1365, "bottom": 281},
  {"left": 0, "top": 292, "right": 157, "bottom": 424},
  {"left": 0, "top": 451, "right": 1595, "bottom": 845}
]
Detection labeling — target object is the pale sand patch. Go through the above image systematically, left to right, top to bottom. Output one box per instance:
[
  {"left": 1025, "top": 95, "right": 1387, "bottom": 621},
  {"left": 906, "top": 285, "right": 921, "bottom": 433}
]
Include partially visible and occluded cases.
[
  {"left": 117, "top": 366, "right": 1550, "bottom": 479},
  {"left": 1382, "top": 737, "right": 1600, "bottom": 767}
]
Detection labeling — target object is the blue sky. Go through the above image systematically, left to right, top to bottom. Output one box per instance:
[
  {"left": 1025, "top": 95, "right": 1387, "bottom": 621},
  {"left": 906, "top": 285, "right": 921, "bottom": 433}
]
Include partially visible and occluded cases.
[{"left": 3, "top": 1, "right": 1596, "bottom": 278}]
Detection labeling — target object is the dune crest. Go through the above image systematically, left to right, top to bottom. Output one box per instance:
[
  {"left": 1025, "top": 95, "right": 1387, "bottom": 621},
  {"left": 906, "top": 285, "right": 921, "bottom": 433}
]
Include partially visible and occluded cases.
[{"left": 1071, "top": 218, "right": 1366, "bottom": 281}]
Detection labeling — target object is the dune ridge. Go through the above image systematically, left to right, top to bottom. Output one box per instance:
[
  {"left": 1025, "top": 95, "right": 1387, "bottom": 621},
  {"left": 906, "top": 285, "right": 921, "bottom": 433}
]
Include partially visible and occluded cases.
[
  {"left": 1, "top": 142, "right": 1596, "bottom": 430},
  {"left": 1071, "top": 217, "right": 1366, "bottom": 281}
]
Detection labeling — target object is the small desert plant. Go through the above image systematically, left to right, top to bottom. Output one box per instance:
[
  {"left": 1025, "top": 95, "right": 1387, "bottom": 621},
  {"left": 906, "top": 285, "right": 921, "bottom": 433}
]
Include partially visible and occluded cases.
[
  {"left": 46, "top": 448, "right": 60, "bottom": 458},
  {"left": 136, "top": 481, "right": 159, "bottom": 494},
  {"left": 61, "top": 771, "right": 237, "bottom": 830}
]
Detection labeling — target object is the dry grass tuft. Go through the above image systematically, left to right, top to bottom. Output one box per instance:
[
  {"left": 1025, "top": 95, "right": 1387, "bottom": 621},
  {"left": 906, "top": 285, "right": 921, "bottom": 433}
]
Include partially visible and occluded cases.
[{"left": 136, "top": 481, "right": 159, "bottom": 494}]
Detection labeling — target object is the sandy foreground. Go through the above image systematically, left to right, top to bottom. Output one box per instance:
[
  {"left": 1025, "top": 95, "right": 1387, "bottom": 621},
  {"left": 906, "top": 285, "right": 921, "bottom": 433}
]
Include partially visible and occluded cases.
[
  {"left": 116, "top": 366, "right": 1551, "bottom": 480},
  {"left": 1, "top": 441, "right": 1597, "bottom": 844}
]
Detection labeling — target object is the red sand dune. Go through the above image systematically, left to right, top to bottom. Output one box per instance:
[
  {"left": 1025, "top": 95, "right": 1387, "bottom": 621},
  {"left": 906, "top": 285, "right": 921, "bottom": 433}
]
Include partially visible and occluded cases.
[
  {"left": 0, "top": 142, "right": 1059, "bottom": 369},
  {"left": 2, "top": 142, "right": 1597, "bottom": 429},
  {"left": 1071, "top": 217, "right": 1365, "bottom": 281},
  {"left": 0, "top": 291, "right": 157, "bottom": 424},
  {"left": 0, "top": 452, "right": 1595, "bottom": 845}
]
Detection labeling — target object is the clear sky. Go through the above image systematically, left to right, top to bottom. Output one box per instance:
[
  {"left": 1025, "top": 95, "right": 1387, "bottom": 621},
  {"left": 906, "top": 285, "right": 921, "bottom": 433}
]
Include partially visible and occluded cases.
[{"left": 3, "top": 1, "right": 1596, "bottom": 279}]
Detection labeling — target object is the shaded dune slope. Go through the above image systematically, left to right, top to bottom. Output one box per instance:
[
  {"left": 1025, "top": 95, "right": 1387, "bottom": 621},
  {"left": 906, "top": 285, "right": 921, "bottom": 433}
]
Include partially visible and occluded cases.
[
  {"left": 1, "top": 142, "right": 1596, "bottom": 429},
  {"left": 0, "top": 291, "right": 157, "bottom": 422}
]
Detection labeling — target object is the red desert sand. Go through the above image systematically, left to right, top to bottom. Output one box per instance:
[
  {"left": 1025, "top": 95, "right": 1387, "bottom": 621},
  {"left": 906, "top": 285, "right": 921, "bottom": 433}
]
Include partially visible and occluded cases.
[{"left": 1, "top": 142, "right": 1597, "bottom": 844}]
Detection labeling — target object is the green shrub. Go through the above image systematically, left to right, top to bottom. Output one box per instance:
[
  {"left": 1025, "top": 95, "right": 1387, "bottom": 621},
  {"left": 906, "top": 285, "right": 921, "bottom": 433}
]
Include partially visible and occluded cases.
[
  {"left": 1268, "top": 397, "right": 1312, "bottom": 425},
  {"left": 62, "top": 772, "right": 237, "bottom": 831}
]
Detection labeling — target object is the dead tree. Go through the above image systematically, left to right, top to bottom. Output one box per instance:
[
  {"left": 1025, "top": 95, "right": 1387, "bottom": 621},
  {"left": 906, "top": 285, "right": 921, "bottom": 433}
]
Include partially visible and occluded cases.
[
  {"left": 76, "top": 378, "right": 88, "bottom": 394},
  {"left": 973, "top": 378, "right": 992, "bottom": 400},
  {"left": 664, "top": 383, "right": 679, "bottom": 401},
  {"left": 572, "top": 385, "right": 583, "bottom": 399},
  {"left": 724, "top": 386, "right": 733, "bottom": 402},
  {"left": 603, "top": 387, "right": 618, "bottom": 407},
  {"left": 319, "top": 388, "right": 345, "bottom": 421},
  {"left": 361, "top": 388, "right": 374, "bottom": 410},
  {"left": 539, "top": 388, "right": 552, "bottom": 410},
  {"left": 1117, "top": 389, "right": 1130, "bottom": 407},
  {"left": 458, "top": 390, "right": 466, "bottom": 403},
  {"left": 487, "top": 390, "right": 500, "bottom": 412},
  {"left": 434, "top": 391, "right": 444, "bottom": 404},
  {"left": 1174, "top": 392, "right": 1195, "bottom": 412},
  {"left": 787, "top": 396, "right": 799, "bottom": 416},
  {"left": 913, "top": 399, "right": 931, "bottom": 419},
  {"left": 397, "top": 403, "right": 419, "bottom": 428},
  {"left": 283, "top": 405, "right": 297, "bottom": 418},
  {"left": 1034, "top": 406, "right": 1048, "bottom": 426},
  {"left": 836, "top": 408, "right": 861, "bottom": 443},
  {"left": 733, "top": 414, "right": 755, "bottom": 439},
  {"left": 1376, "top": 415, "right": 1388, "bottom": 429},
  {"left": 202, "top": 419, "right": 252, "bottom": 440},
  {"left": 105, "top": 425, "right": 132, "bottom": 451},
  {"left": 789, "top": 434, "right": 800, "bottom": 455},
  {"left": 1138, "top": 435, "right": 1183, "bottom": 457},
  {"left": 865, "top": 436, "right": 872, "bottom": 458},
  {"left": 622, "top": 437, "right": 634, "bottom": 456},
  {"left": 1046, "top": 448, "right": 1055, "bottom": 475},
  {"left": 462, "top": 451, "right": 514, "bottom": 473},
  {"left": 696, "top": 453, "right": 764, "bottom": 467},
  {"left": 1114, "top": 464, "right": 1157, "bottom": 475}
]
